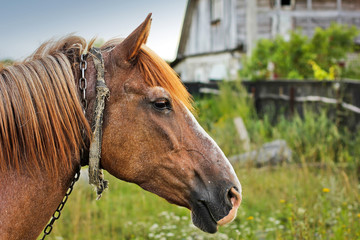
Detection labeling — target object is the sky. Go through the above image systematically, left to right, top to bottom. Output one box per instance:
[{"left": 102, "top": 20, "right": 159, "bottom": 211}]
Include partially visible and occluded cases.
[{"left": 0, "top": 0, "right": 188, "bottom": 61}]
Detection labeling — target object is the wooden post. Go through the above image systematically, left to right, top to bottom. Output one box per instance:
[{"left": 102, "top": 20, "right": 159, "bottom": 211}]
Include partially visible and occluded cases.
[
  {"left": 246, "top": 0, "right": 258, "bottom": 56},
  {"left": 275, "top": 0, "right": 281, "bottom": 35},
  {"left": 307, "top": 0, "right": 312, "bottom": 35},
  {"left": 337, "top": 0, "right": 342, "bottom": 24},
  {"left": 335, "top": 83, "right": 342, "bottom": 126},
  {"left": 251, "top": 86, "right": 256, "bottom": 98},
  {"left": 251, "top": 86, "right": 260, "bottom": 115},
  {"left": 289, "top": 87, "right": 295, "bottom": 116},
  {"left": 233, "top": 117, "right": 251, "bottom": 152}
]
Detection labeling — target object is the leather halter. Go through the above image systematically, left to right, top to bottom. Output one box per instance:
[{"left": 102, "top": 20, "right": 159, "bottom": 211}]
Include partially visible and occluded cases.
[{"left": 83, "top": 47, "right": 109, "bottom": 199}]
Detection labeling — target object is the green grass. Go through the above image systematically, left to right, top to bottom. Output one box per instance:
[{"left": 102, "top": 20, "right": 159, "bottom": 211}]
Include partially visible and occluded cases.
[
  {"left": 45, "top": 81, "right": 360, "bottom": 239},
  {"left": 195, "top": 81, "right": 360, "bottom": 167},
  {"left": 47, "top": 165, "right": 360, "bottom": 240}
]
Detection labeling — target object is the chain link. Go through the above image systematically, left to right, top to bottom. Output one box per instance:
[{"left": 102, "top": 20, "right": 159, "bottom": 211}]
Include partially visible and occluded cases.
[
  {"left": 79, "top": 53, "right": 89, "bottom": 165},
  {"left": 39, "top": 54, "right": 88, "bottom": 240},
  {"left": 79, "top": 54, "right": 88, "bottom": 113},
  {"left": 39, "top": 169, "right": 81, "bottom": 240}
]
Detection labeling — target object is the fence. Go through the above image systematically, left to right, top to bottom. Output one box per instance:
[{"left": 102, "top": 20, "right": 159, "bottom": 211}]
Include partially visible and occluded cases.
[{"left": 184, "top": 80, "right": 360, "bottom": 130}]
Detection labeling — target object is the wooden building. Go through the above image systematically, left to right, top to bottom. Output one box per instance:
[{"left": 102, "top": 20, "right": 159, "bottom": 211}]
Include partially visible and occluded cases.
[{"left": 172, "top": 0, "right": 360, "bottom": 82}]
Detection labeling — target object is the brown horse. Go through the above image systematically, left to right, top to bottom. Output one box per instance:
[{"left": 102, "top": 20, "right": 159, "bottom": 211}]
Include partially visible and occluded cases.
[{"left": 0, "top": 14, "right": 241, "bottom": 239}]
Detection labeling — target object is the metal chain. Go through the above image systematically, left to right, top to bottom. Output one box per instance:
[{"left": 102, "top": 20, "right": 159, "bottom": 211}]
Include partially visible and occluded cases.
[
  {"left": 79, "top": 53, "right": 89, "bottom": 166},
  {"left": 39, "top": 54, "right": 88, "bottom": 240},
  {"left": 79, "top": 54, "right": 88, "bottom": 114},
  {"left": 39, "top": 169, "right": 81, "bottom": 240}
]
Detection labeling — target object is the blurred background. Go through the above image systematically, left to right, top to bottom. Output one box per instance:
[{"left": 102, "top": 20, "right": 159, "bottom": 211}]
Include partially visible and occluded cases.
[
  {"left": 0, "top": 0, "right": 187, "bottom": 62},
  {"left": 1, "top": 0, "right": 360, "bottom": 239}
]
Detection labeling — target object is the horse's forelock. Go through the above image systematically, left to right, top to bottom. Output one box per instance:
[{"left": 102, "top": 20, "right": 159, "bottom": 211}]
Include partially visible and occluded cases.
[
  {"left": 99, "top": 38, "right": 193, "bottom": 111},
  {"left": 136, "top": 46, "right": 194, "bottom": 112}
]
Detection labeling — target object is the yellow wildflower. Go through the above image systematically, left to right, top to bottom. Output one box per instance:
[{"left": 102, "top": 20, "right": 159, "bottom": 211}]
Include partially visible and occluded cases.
[
  {"left": 322, "top": 188, "right": 330, "bottom": 193},
  {"left": 280, "top": 199, "right": 286, "bottom": 204},
  {"left": 357, "top": 213, "right": 360, "bottom": 218},
  {"left": 247, "top": 216, "right": 254, "bottom": 220}
]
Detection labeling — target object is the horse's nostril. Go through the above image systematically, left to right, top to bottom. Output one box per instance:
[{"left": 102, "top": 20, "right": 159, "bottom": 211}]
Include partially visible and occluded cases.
[
  {"left": 218, "top": 187, "right": 242, "bottom": 226},
  {"left": 227, "top": 187, "right": 241, "bottom": 207},
  {"left": 227, "top": 188, "right": 234, "bottom": 203}
]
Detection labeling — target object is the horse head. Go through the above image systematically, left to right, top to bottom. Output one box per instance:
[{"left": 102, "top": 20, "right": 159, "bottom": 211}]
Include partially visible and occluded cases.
[{"left": 85, "top": 14, "right": 242, "bottom": 233}]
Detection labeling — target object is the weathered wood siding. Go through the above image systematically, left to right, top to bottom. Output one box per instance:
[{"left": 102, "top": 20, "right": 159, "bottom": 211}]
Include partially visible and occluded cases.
[
  {"left": 174, "top": 0, "right": 360, "bottom": 82},
  {"left": 184, "top": 0, "right": 237, "bottom": 56},
  {"left": 233, "top": 0, "right": 360, "bottom": 49},
  {"left": 235, "top": 0, "right": 247, "bottom": 46},
  {"left": 295, "top": 0, "right": 308, "bottom": 10},
  {"left": 312, "top": 0, "right": 337, "bottom": 10},
  {"left": 343, "top": 0, "right": 360, "bottom": 11},
  {"left": 184, "top": 80, "right": 360, "bottom": 130}
]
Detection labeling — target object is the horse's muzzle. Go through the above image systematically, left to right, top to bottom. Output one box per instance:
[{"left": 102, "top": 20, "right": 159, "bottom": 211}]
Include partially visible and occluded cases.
[{"left": 190, "top": 186, "right": 242, "bottom": 233}]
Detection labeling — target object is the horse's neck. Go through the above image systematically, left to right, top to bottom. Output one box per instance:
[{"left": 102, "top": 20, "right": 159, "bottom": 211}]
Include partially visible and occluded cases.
[{"left": 0, "top": 166, "right": 76, "bottom": 240}]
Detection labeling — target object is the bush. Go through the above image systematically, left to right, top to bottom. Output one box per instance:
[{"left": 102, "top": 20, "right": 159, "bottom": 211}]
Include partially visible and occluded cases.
[
  {"left": 240, "top": 23, "right": 359, "bottom": 80},
  {"left": 196, "top": 81, "right": 360, "bottom": 166}
]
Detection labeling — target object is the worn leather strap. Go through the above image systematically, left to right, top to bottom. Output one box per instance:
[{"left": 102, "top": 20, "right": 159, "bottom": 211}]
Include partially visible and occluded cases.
[{"left": 88, "top": 47, "right": 109, "bottom": 199}]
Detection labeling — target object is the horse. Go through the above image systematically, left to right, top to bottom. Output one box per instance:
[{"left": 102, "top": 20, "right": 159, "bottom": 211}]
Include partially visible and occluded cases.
[{"left": 0, "top": 14, "right": 242, "bottom": 240}]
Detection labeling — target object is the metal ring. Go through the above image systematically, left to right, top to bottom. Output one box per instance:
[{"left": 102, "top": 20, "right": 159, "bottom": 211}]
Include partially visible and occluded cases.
[
  {"left": 79, "top": 60, "right": 87, "bottom": 70},
  {"left": 79, "top": 78, "right": 87, "bottom": 90},
  {"left": 81, "top": 99, "right": 88, "bottom": 111},
  {"left": 74, "top": 171, "right": 80, "bottom": 181},
  {"left": 66, "top": 187, "right": 73, "bottom": 195},
  {"left": 62, "top": 195, "right": 69, "bottom": 203},
  {"left": 57, "top": 202, "right": 65, "bottom": 211},
  {"left": 52, "top": 210, "right": 61, "bottom": 220},
  {"left": 44, "top": 225, "right": 53, "bottom": 235}
]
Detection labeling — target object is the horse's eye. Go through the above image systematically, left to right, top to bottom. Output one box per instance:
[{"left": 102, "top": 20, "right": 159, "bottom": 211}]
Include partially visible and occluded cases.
[{"left": 152, "top": 98, "right": 172, "bottom": 112}]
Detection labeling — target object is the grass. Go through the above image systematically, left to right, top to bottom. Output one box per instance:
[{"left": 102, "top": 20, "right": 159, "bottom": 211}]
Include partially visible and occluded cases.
[
  {"left": 45, "top": 81, "right": 360, "bottom": 239},
  {"left": 195, "top": 82, "right": 360, "bottom": 167},
  {"left": 47, "top": 165, "right": 360, "bottom": 240}
]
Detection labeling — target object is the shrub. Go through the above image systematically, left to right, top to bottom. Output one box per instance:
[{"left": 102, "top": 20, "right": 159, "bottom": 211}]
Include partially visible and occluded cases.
[
  {"left": 240, "top": 23, "right": 359, "bottom": 80},
  {"left": 196, "top": 81, "right": 360, "bottom": 166}
]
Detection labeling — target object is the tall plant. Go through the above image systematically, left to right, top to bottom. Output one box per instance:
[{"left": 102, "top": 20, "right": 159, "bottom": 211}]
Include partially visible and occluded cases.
[{"left": 240, "top": 23, "right": 359, "bottom": 80}]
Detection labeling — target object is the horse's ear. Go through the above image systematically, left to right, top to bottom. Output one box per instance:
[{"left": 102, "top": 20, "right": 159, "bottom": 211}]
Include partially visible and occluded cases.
[{"left": 113, "top": 13, "right": 152, "bottom": 62}]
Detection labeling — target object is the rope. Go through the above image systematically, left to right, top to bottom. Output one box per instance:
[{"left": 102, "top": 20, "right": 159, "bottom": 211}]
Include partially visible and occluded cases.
[{"left": 88, "top": 47, "right": 109, "bottom": 199}]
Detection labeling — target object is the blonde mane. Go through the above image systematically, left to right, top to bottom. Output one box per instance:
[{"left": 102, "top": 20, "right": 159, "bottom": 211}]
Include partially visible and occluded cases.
[
  {"left": 0, "top": 35, "right": 192, "bottom": 175},
  {"left": 0, "top": 36, "right": 90, "bottom": 175}
]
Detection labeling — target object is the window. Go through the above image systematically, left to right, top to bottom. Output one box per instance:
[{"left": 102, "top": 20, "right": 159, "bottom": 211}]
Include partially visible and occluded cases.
[
  {"left": 211, "top": 0, "right": 223, "bottom": 25},
  {"left": 271, "top": 0, "right": 294, "bottom": 8},
  {"left": 281, "top": 0, "right": 291, "bottom": 6}
]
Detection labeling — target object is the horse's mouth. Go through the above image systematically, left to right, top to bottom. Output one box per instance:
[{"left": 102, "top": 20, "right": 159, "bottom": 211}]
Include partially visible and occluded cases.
[
  {"left": 189, "top": 187, "right": 241, "bottom": 233},
  {"left": 191, "top": 201, "right": 219, "bottom": 233}
]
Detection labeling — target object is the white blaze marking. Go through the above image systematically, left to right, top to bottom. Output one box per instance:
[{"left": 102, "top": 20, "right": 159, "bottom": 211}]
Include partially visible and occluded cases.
[{"left": 184, "top": 107, "right": 242, "bottom": 195}]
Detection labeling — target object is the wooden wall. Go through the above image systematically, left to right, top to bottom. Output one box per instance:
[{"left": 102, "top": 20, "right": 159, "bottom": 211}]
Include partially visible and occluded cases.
[
  {"left": 183, "top": 0, "right": 238, "bottom": 56},
  {"left": 236, "top": 0, "right": 247, "bottom": 45},
  {"left": 243, "top": 0, "right": 360, "bottom": 50},
  {"left": 183, "top": 80, "right": 360, "bottom": 130}
]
